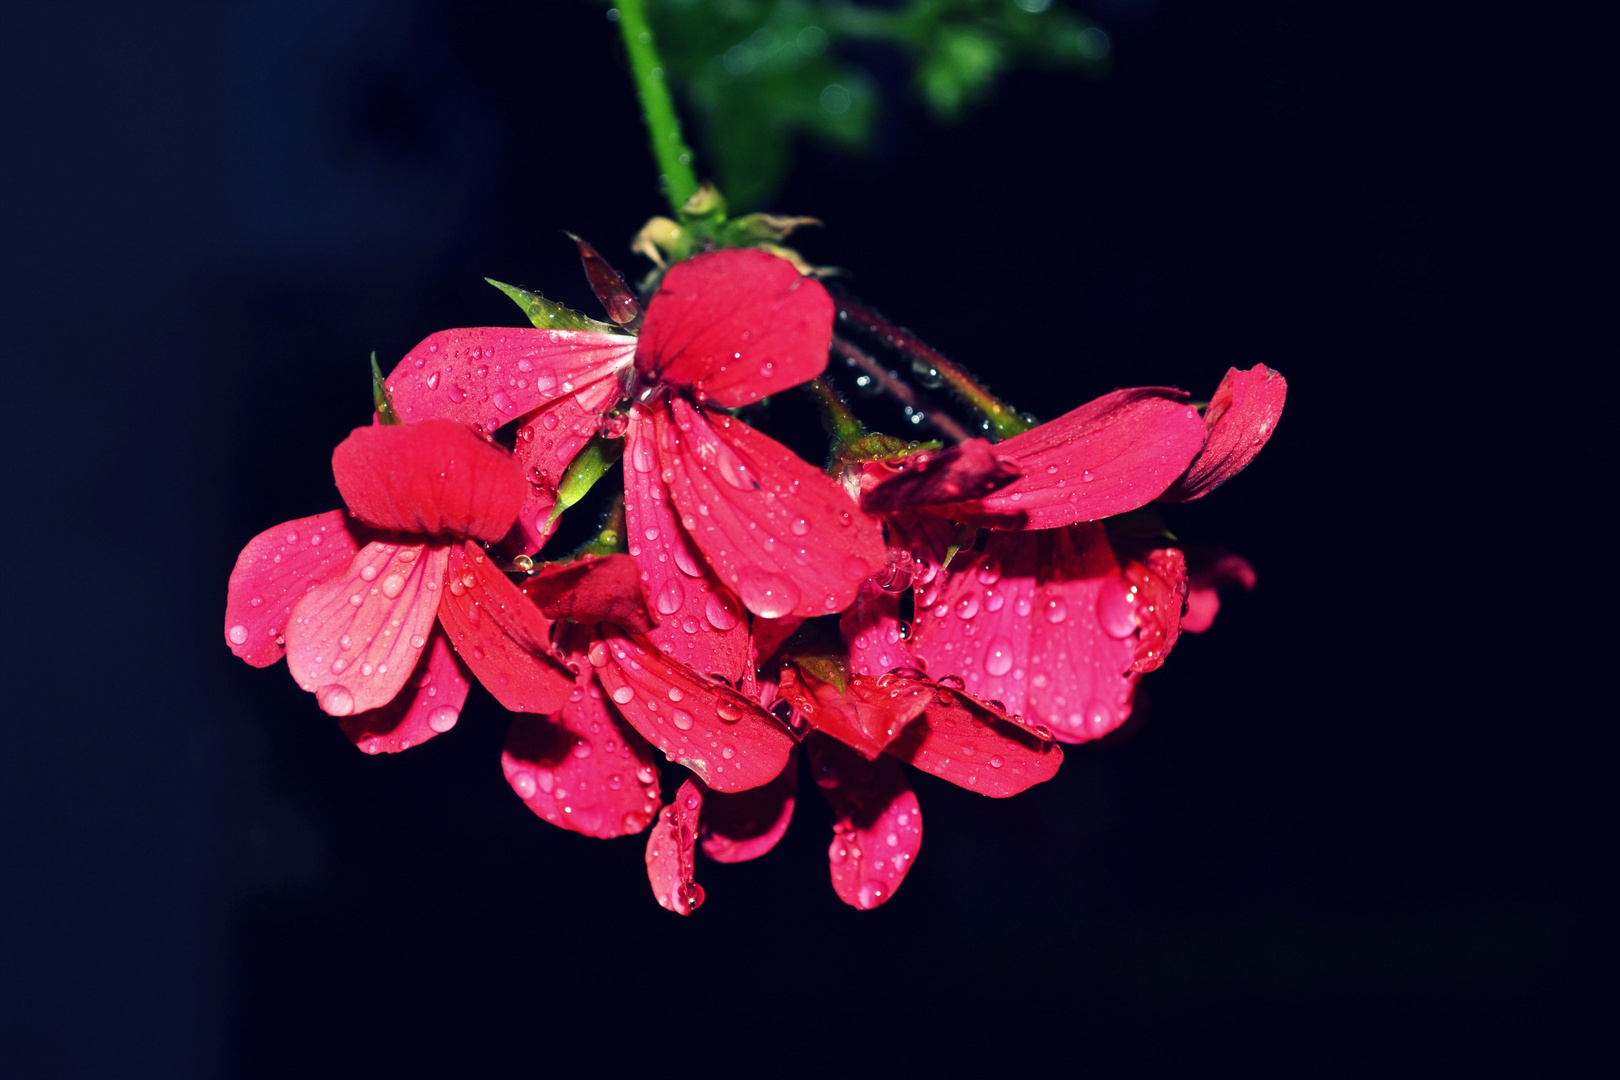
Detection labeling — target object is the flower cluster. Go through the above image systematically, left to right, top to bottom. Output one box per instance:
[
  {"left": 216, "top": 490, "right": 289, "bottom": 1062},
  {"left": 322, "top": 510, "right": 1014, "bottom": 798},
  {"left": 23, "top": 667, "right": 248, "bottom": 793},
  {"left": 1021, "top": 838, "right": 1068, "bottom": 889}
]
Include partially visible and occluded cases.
[{"left": 225, "top": 245, "right": 1284, "bottom": 913}]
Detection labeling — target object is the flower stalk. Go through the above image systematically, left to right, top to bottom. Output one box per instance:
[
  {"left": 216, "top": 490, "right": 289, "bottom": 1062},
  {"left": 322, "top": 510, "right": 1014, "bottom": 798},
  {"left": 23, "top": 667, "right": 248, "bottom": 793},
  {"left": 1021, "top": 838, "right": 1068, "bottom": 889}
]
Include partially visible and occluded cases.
[{"left": 615, "top": 0, "right": 700, "bottom": 214}]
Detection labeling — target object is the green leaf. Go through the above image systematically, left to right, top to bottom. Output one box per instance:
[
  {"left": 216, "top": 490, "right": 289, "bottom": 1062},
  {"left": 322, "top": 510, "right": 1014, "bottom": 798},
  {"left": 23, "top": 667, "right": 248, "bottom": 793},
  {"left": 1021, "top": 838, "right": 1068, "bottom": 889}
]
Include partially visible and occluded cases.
[
  {"left": 485, "top": 278, "right": 619, "bottom": 334},
  {"left": 371, "top": 351, "right": 400, "bottom": 425},
  {"left": 549, "top": 434, "right": 626, "bottom": 525}
]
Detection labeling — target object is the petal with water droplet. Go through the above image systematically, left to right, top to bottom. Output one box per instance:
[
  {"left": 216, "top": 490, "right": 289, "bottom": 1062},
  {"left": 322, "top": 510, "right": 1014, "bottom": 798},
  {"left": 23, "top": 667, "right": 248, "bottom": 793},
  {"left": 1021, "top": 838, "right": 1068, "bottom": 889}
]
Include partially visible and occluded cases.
[
  {"left": 1161, "top": 364, "right": 1287, "bottom": 502},
  {"left": 332, "top": 419, "right": 526, "bottom": 542},
  {"left": 860, "top": 438, "right": 1020, "bottom": 512},
  {"left": 225, "top": 510, "right": 368, "bottom": 667},
  {"left": 911, "top": 532, "right": 1040, "bottom": 718},
  {"left": 1118, "top": 540, "right": 1188, "bottom": 673},
  {"left": 436, "top": 541, "right": 572, "bottom": 714},
  {"left": 519, "top": 553, "right": 657, "bottom": 634},
  {"left": 839, "top": 580, "right": 912, "bottom": 678},
  {"left": 339, "top": 630, "right": 470, "bottom": 754},
  {"left": 779, "top": 666, "right": 932, "bottom": 761},
  {"left": 886, "top": 685, "right": 1064, "bottom": 798},
  {"left": 807, "top": 735, "right": 921, "bottom": 911},
  {"left": 698, "top": 749, "right": 797, "bottom": 863},
  {"left": 645, "top": 779, "right": 705, "bottom": 915}
]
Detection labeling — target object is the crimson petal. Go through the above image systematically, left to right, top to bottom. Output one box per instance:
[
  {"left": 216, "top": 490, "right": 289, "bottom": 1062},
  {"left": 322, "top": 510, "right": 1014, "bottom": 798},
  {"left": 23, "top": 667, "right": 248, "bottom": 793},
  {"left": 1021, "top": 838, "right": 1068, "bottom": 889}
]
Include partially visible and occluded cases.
[
  {"left": 636, "top": 248, "right": 833, "bottom": 407},
  {"left": 1162, "top": 364, "right": 1287, "bottom": 502},
  {"left": 506, "top": 378, "right": 623, "bottom": 553},
  {"left": 332, "top": 419, "right": 526, "bottom": 543},
  {"left": 860, "top": 439, "right": 1021, "bottom": 513},
  {"left": 225, "top": 510, "right": 368, "bottom": 667},
  {"left": 437, "top": 541, "right": 572, "bottom": 714},
  {"left": 1119, "top": 542, "right": 1188, "bottom": 673},
  {"left": 1182, "top": 548, "right": 1257, "bottom": 634},
  {"left": 520, "top": 554, "right": 657, "bottom": 634},
  {"left": 840, "top": 580, "right": 913, "bottom": 677},
  {"left": 339, "top": 629, "right": 471, "bottom": 754},
  {"left": 779, "top": 666, "right": 933, "bottom": 761},
  {"left": 886, "top": 684, "right": 1064, "bottom": 798},
  {"left": 807, "top": 736, "right": 921, "bottom": 910},
  {"left": 698, "top": 751, "right": 798, "bottom": 863},
  {"left": 645, "top": 779, "right": 705, "bottom": 915}
]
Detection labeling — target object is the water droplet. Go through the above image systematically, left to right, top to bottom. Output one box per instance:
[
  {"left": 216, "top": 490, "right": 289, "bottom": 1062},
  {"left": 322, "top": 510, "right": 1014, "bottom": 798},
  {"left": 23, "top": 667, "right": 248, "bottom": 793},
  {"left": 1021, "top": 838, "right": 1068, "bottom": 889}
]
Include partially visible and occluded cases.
[
  {"left": 426, "top": 371, "right": 440, "bottom": 390},
  {"left": 448, "top": 384, "right": 466, "bottom": 403},
  {"left": 493, "top": 390, "right": 517, "bottom": 414},
  {"left": 1081, "top": 470, "right": 1095, "bottom": 483},
  {"left": 791, "top": 517, "right": 811, "bottom": 536},
  {"left": 977, "top": 557, "right": 1001, "bottom": 585},
  {"left": 360, "top": 565, "right": 378, "bottom": 582},
  {"left": 737, "top": 572, "right": 800, "bottom": 619},
  {"left": 381, "top": 573, "right": 406, "bottom": 599},
  {"left": 1096, "top": 577, "right": 1137, "bottom": 638},
  {"left": 656, "top": 578, "right": 684, "bottom": 615},
  {"left": 705, "top": 591, "right": 741, "bottom": 630},
  {"left": 955, "top": 593, "right": 980, "bottom": 620},
  {"left": 1043, "top": 596, "right": 1068, "bottom": 624},
  {"left": 228, "top": 624, "right": 247, "bottom": 645},
  {"left": 410, "top": 635, "right": 425, "bottom": 648},
  {"left": 984, "top": 637, "right": 1014, "bottom": 677},
  {"left": 588, "top": 640, "right": 609, "bottom": 667},
  {"left": 318, "top": 685, "right": 355, "bottom": 716},
  {"left": 612, "top": 686, "right": 635, "bottom": 705},
  {"left": 716, "top": 701, "right": 742, "bottom": 723},
  {"left": 428, "top": 705, "right": 459, "bottom": 733},
  {"left": 671, "top": 709, "right": 694, "bottom": 731},
  {"left": 572, "top": 739, "right": 592, "bottom": 759},
  {"left": 721, "top": 745, "right": 735, "bottom": 760},
  {"left": 989, "top": 755, "right": 1004, "bottom": 769},
  {"left": 636, "top": 765, "right": 658, "bottom": 784},
  {"left": 511, "top": 772, "right": 536, "bottom": 798},
  {"left": 857, "top": 882, "right": 883, "bottom": 909}
]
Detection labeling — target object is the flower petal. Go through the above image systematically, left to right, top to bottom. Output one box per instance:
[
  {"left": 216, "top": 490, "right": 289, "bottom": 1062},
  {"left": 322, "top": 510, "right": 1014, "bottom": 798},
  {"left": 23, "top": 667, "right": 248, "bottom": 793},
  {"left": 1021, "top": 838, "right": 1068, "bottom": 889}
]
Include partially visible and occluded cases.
[
  {"left": 636, "top": 248, "right": 833, "bottom": 407},
  {"left": 1162, "top": 364, "right": 1287, "bottom": 502},
  {"left": 507, "top": 378, "right": 624, "bottom": 553},
  {"left": 940, "top": 389, "right": 1208, "bottom": 529},
  {"left": 654, "top": 399, "right": 886, "bottom": 619},
  {"left": 622, "top": 412, "right": 751, "bottom": 681},
  {"left": 332, "top": 419, "right": 526, "bottom": 543},
  {"left": 860, "top": 439, "right": 1021, "bottom": 513},
  {"left": 225, "top": 510, "right": 368, "bottom": 667},
  {"left": 285, "top": 540, "right": 449, "bottom": 716},
  {"left": 437, "top": 541, "right": 572, "bottom": 714},
  {"left": 1119, "top": 542, "right": 1188, "bottom": 673},
  {"left": 1182, "top": 548, "right": 1257, "bottom": 634},
  {"left": 519, "top": 554, "right": 657, "bottom": 634},
  {"left": 840, "top": 580, "right": 912, "bottom": 677},
  {"left": 594, "top": 628, "right": 794, "bottom": 794},
  {"left": 339, "top": 629, "right": 471, "bottom": 754},
  {"left": 779, "top": 666, "right": 932, "bottom": 761},
  {"left": 886, "top": 685, "right": 1064, "bottom": 798},
  {"left": 807, "top": 735, "right": 921, "bottom": 911},
  {"left": 698, "top": 751, "right": 798, "bottom": 863},
  {"left": 645, "top": 779, "right": 705, "bottom": 915}
]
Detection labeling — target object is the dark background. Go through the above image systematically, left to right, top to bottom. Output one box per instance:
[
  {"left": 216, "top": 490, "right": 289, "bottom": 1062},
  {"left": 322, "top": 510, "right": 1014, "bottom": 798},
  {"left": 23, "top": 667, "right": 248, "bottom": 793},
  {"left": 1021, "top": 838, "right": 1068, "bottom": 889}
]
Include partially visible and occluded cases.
[{"left": 3, "top": 2, "right": 1613, "bottom": 1076}]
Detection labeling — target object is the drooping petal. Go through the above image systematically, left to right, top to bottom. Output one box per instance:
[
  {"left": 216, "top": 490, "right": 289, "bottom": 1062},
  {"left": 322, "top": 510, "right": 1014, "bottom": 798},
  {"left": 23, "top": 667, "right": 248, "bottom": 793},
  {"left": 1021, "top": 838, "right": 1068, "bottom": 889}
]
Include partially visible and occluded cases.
[
  {"left": 636, "top": 248, "right": 833, "bottom": 407},
  {"left": 1162, "top": 364, "right": 1287, "bottom": 502},
  {"left": 939, "top": 389, "right": 1208, "bottom": 530},
  {"left": 653, "top": 399, "right": 885, "bottom": 619},
  {"left": 622, "top": 411, "right": 750, "bottom": 681},
  {"left": 332, "top": 419, "right": 526, "bottom": 543},
  {"left": 860, "top": 439, "right": 1021, "bottom": 513},
  {"left": 225, "top": 510, "right": 368, "bottom": 667},
  {"left": 1027, "top": 525, "right": 1139, "bottom": 743},
  {"left": 910, "top": 532, "right": 1041, "bottom": 719},
  {"left": 285, "top": 540, "right": 450, "bottom": 716},
  {"left": 437, "top": 541, "right": 572, "bottom": 715},
  {"left": 1119, "top": 543, "right": 1188, "bottom": 673},
  {"left": 1182, "top": 548, "right": 1257, "bottom": 634},
  {"left": 519, "top": 554, "right": 657, "bottom": 634},
  {"left": 840, "top": 580, "right": 912, "bottom": 677},
  {"left": 750, "top": 615, "right": 804, "bottom": 668},
  {"left": 595, "top": 628, "right": 794, "bottom": 793},
  {"left": 339, "top": 629, "right": 471, "bottom": 754},
  {"left": 779, "top": 666, "right": 932, "bottom": 761},
  {"left": 885, "top": 685, "right": 1064, "bottom": 798},
  {"left": 807, "top": 736, "right": 921, "bottom": 911},
  {"left": 698, "top": 751, "right": 798, "bottom": 863},
  {"left": 645, "top": 779, "right": 705, "bottom": 915}
]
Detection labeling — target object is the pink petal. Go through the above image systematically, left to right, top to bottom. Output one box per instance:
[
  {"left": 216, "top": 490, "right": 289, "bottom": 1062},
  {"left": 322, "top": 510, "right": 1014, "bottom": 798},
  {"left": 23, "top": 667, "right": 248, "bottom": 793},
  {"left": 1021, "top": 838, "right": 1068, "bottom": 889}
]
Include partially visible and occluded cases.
[
  {"left": 636, "top": 248, "right": 834, "bottom": 407},
  {"left": 1163, "top": 364, "right": 1287, "bottom": 502},
  {"left": 507, "top": 378, "right": 624, "bottom": 553},
  {"left": 940, "top": 388, "right": 1208, "bottom": 530},
  {"left": 653, "top": 399, "right": 885, "bottom": 619},
  {"left": 622, "top": 412, "right": 750, "bottom": 681},
  {"left": 332, "top": 419, "right": 526, "bottom": 543},
  {"left": 860, "top": 439, "right": 1021, "bottom": 513},
  {"left": 225, "top": 510, "right": 367, "bottom": 667},
  {"left": 1026, "top": 525, "right": 1139, "bottom": 743},
  {"left": 910, "top": 531, "right": 1041, "bottom": 719},
  {"left": 285, "top": 540, "right": 449, "bottom": 716},
  {"left": 437, "top": 541, "right": 572, "bottom": 715},
  {"left": 1119, "top": 542, "right": 1188, "bottom": 673},
  {"left": 1182, "top": 548, "right": 1257, "bottom": 634},
  {"left": 519, "top": 554, "right": 657, "bottom": 634},
  {"left": 839, "top": 580, "right": 912, "bottom": 677},
  {"left": 750, "top": 615, "right": 804, "bottom": 667},
  {"left": 594, "top": 628, "right": 795, "bottom": 794},
  {"left": 339, "top": 629, "right": 471, "bottom": 754},
  {"left": 779, "top": 666, "right": 932, "bottom": 761},
  {"left": 886, "top": 684, "right": 1064, "bottom": 798},
  {"left": 807, "top": 735, "right": 921, "bottom": 911},
  {"left": 698, "top": 750, "right": 798, "bottom": 863},
  {"left": 645, "top": 779, "right": 705, "bottom": 915}
]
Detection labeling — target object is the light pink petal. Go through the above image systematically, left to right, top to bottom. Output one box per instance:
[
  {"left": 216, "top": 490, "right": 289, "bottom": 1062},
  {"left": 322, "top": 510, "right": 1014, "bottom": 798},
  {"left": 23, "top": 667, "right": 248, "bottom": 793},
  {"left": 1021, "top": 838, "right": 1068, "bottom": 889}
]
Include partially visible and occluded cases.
[
  {"left": 636, "top": 248, "right": 833, "bottom": 407},
  {"left": 1163, "top": 364, "right": 1287, "bottom": 502},
  {"left": 507, "top": 377, "right": 625, "bottom": 553},
  {"left": 940, "top": 388, "right": 1208, "bottom": 530},
  {"left": 654, "top": 399, "right": 886, "bottom": 619},
  {"left": 622, "top": 411, "right": 751, "bottom": 681},
  {"left": 332, "top": 419, "right": 526, "bottom": 543},
  {"left": 860, "top": 439, "right": 1021, "bottom": 513},
  {"left": 225, "top": 510, "right": 367, "bottom": 667},
  {"left": 1027, "top": 524, "right": 1139, "bottom": 743},
  {"left": 910, "top": 531, "right": 1041, "bottom": 719},
  {"left": 285, "top": 540, "right": 449, "bottom": 716},
  {"left": 437, "top": 541, "right": 573, "bottom": 715},
  {"left": 1120, "top": 543, "right": 1188, "bottom": 673},
  {"left": 1182, "top": 548, "right": 1257, "bottom": 634},
  {"left": 519, "top": 554, "right": 657, "bottom": 634},
  {"left": 840, "top": 580, "right": 913, "bottom": 677},
  {"left": 595, "top": 628, "right": 794, "bottom": 794},
  {"left": 339, "top": 629, "right": 471, "bottom": 754},
  {"left": 779, "top": 666, "right": 933, "bottom": 761},
  {"left": 886, "top": 685, "right": 1064, "bottom": 798},
  {"left": 807, "top": 735, "right": 921, "bottom": 911},
  {"left": 698, "top": 750, "right": 798, "bottom": 863},
  {"left": 646, "top": 780, "right": 705, "bottom": 915}
]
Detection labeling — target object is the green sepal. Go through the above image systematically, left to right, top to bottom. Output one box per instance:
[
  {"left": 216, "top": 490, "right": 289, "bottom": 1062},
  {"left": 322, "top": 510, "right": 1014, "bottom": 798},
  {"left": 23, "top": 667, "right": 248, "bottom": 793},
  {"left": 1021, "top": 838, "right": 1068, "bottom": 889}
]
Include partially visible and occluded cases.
[
  {"left": 677, "top": 181, "right": 729, "bottom": 229},
  {"left": 485, "top": 278, "right": 619, "bottom": 334},
  {"left": 371, "top": 352, "right": 400, "bottom": 425},
  {"left": 830, "top": 433, "right": 941, "bottom": 477},
  {"left": 548, "top": 434, "right": 625, "bottom": 525},
  {"left": 573, "top": 494, "right": 627, "bottom": 559},
  {"left": 940, "top": 523, "right": 979, "bottom": 574},
  {"left": 781, "top": 624, "right": 850, "bottom": 694}
]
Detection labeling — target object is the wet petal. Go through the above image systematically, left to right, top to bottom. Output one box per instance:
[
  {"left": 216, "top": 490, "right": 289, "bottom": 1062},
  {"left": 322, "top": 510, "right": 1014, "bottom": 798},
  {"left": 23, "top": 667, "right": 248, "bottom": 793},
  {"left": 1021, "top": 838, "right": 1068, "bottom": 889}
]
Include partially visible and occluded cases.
[
  {"left": 636, "top": 248, "right": 833, "bottom": 407},
  {"left": 1163, "top": 365, "right": 1287, "bottom": 502},
  {"left": 507, "top": 377, "right": 624, "bottom": 554},
  {"left": 941, "top": 388, "right": 1208, "bottom": 529},
  {"left": 654, "top": 399, "right": 885, "bottom": 619},
  {"left": 622, "top": 412, "right": 750, "bottom": 681},
  {"left": 332, "top": 419, "right": 526, "bottom": 543},
  {"left": 860, "top": 439, "right": 1020, "bottom": 513},
  {"left": 225, "top": 510, "right": 367, "bottom": 667},
  {"left": 285, "top": 540, "right": 449, "bottom": 716},
  {"left": 437, "top": 541, "right": 572, "bottom": 715},
  {"left": 1119, "top": 542, "right": 1188, "bottom": 673},
  {"left": 1182, "top": 548, "right": 1257, "bottom": 634},
  {"left": 520, "top": 553, "right": 657, "bottom": 634},
  {"left": 840, "top": 580, "right": 912, "bottom": 677},
  {"left": 751, "top": 615, "right": 804, "bottom": 668},
  {"left": 596, "top": 628, "right": 794, "bottom": 793},
  {"left": 339, "top": 629, "right": 471, "bottom": 754},
  {"left": 779, "top": 666, "right": 932, "bottom": 761},
  {"left": 886, "top": 685, "right": 1064, "bottom": 798},
  {"left": 807, "top": 736, "right": 921, "bottom": 911},
  {"left": 698, "top": 751, "right": 798, "bottom": 863},
  {"left": 645, "top": 779, "right": 705, "bottom": 915}
]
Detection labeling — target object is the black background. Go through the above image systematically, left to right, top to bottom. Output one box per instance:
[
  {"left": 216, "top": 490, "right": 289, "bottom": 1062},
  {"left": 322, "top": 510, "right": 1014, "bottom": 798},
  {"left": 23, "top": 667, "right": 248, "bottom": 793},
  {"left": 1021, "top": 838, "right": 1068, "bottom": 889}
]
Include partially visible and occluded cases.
[{"left": 3, "top": 2, "right": 1613, "bottom": 1076}]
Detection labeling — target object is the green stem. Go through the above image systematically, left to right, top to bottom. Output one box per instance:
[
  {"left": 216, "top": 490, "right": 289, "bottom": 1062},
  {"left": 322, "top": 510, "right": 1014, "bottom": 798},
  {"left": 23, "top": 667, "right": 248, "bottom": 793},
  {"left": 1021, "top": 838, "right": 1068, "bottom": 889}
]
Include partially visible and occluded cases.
[
  {"left": 615, "top": 0, "right": 699, "bottom": 213},
  {"left": 805, "top": 376, "right": 865, "bottom": 446}
]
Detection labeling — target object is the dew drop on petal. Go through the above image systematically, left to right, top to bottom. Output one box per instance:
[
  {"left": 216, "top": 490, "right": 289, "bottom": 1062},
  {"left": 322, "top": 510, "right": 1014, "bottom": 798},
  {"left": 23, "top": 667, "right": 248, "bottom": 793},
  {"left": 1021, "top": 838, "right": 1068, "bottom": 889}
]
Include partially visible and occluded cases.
[
  {"left": 791, "top": 517, "right": 811, "bottom": 536},
  {"left": 360, "top": 565, "right": 378, "bottom": 582},
  {"left": 381, "top": 574, "right": 406, "bottom": 599},
  {"left": 655, "top": 579, "right": 684, "bottom": 616},
  {"left": 705, "top": 591, "right": 741, "bottom": 631},
  {"left": 955, "top": 593, "right": 980, "bottom": 620},
  {"left": 1043, "top": 596, "right": 1068, "bottom": 624},
  {"left": 228, "top": 624, "right": 248, "bottom": 645},
  {"left": 984, "top": 637, "right": 1015, "bottom": 677},
  {"left": 588, "top": 640, "right": 609, "bottom": 667},
  {"left": 318, "top": 685, "right": 356, "bottom": 716},
  {"left": 611, "top": 686, "right": 635, "bottom": 705},
  {"left": 427, "top": 705, "right": 460, "bottom": 733},
  {"left": 671, "top": 709, "right": 694, "bottom": 731},
  {"left": 511, "top": 772, "right": 536, "bottom": 798}
]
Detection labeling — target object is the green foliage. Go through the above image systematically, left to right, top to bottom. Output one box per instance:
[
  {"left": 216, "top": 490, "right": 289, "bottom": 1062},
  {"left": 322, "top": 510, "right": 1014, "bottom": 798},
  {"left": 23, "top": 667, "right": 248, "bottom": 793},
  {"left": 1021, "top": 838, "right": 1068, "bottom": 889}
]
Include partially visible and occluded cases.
[
  {"left": 486, "top": 278, "right": 620, "bottom": 333},
  {"left": 371, "top": 352, "right": 400, "bottom": 424}
]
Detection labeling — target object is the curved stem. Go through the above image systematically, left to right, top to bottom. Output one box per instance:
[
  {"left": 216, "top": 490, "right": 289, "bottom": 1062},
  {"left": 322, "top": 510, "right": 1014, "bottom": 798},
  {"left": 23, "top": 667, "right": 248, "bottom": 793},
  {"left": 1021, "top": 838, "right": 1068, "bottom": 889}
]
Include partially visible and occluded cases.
[
  {"left": 615, "top": 0, "right": 699, "bottom": 213},
  {"left": 832, "top": 336, "right": 972, "bottom": 444}
]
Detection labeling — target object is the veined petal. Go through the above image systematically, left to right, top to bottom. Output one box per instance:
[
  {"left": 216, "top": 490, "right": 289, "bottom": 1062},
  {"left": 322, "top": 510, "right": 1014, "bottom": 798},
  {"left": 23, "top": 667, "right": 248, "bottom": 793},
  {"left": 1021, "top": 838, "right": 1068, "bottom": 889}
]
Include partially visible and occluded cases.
[
  {"left": 636, "top": 248, "right": 833, "bottom": 407},
  {"left": 1162, "top": 364, "right": 1287, "bottom": 502},
  {"left": 508, "top": 377, "right": 624, "bottom": 553},
  {"left": 940, "top": 389, "right": 1207, "bottom": 529},
  {"left": 654, "top": 399, "right": 885, "bottom": 620},
  {"left": 622, "top": 411, "right": 750, "bottom": 681},
  {"left": 332, "top": 419, "right": 525, "bottom": 543},
  {"left": 860, "top": 439, "right": 1020, "bottom": 513},
  {"left": 225, "top": 510, "right": 367, "bottom": 667},
  {"left": 285, "top": 540, "right": 449, "bottom": 716},
  {"left": 437, "top": 541, "right": 572, "bottom": 715},
  {"left": 1119, "top": 542, "right": 1188, "bottom": 673},
  {"left": 1182, "top": 548, "right": 1256, "bottom": 634},
  {"left": 520, "top": 554, "right": 657, "bottom": 634},
  {"left": 840, "top": 580, "right": 912, "bottom": 677},
  {"left": 595, "top": 628, "right": 794, "bottom": 793},
  {"left": 339, "top": 629, "right": 470, "bottom": 754},
  {"left": 779, "top": 666, "right": 932, "bottom": 761},
  {"left": 886, "top": 684, "right": 1064, "bottom": 798},
  {"left": 807, "top": 736, "right": 921, "bottom": 911},
  {"left": 698, "top": 752, "right": 798, "bottom": 863},
  {"left": 645, "top": 779, "right": 705, "bottom": 915}
]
